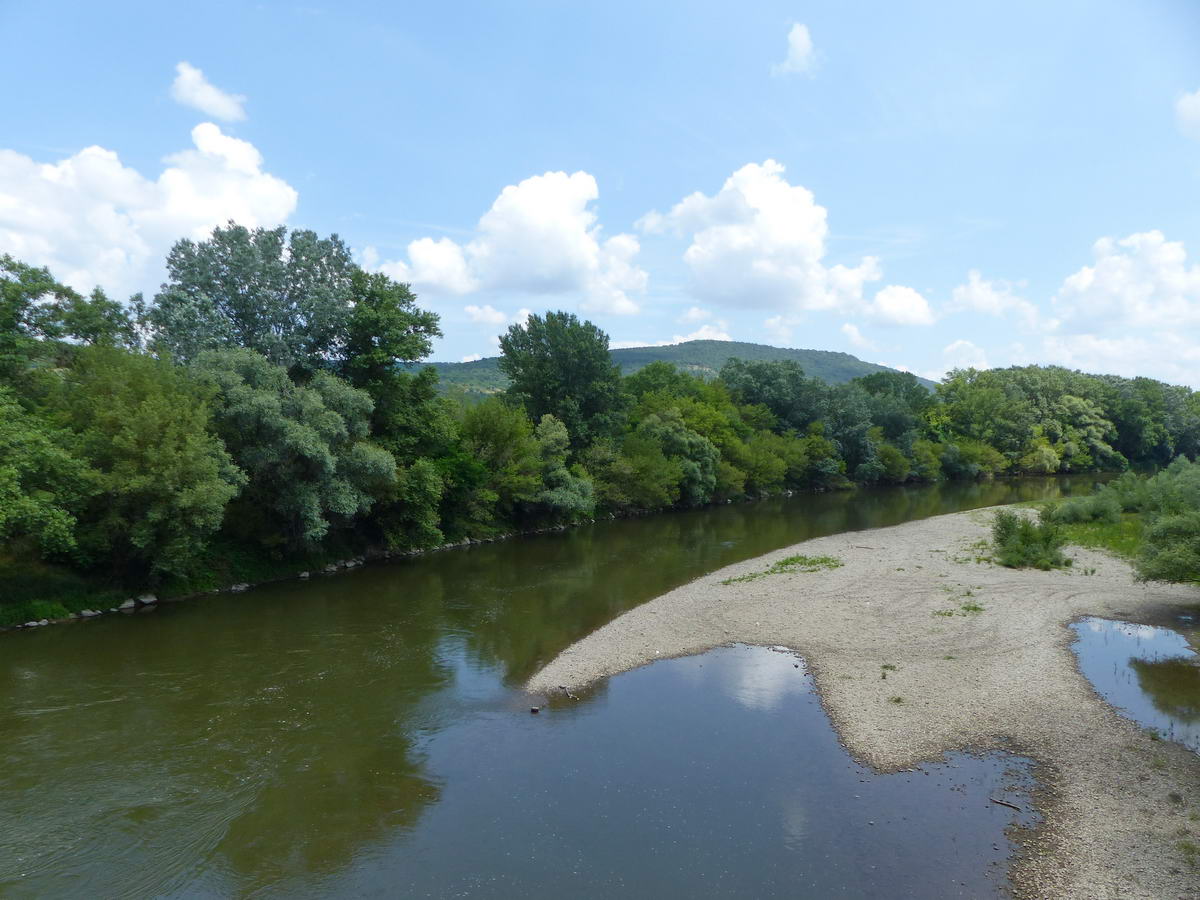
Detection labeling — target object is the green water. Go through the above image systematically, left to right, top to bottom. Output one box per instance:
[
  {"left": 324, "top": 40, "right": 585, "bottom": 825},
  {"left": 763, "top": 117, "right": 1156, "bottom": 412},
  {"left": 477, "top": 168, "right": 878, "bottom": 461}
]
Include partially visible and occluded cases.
[{"left": 0, "top": 477, "right": 1091, "bottom": 897}]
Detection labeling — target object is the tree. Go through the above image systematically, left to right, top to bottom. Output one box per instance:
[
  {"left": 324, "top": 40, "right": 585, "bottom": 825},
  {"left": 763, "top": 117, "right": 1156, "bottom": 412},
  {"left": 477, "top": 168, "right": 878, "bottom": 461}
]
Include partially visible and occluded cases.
[
  {"left": 148, "top": 223, "right": 358, "bottom": 371},
  {"left": 0, "top": 255, "right": 72, "bottom": 378},
  {"left": 1, "top": 257, "right": 137, "bottom": 380},
  {"left": 341, "top": 270, "right": 442, "bottom": 385},
  {"left": 498, "top": 311, "right": 624, "bottom": 448},
  {"left": 50, "top": 347, "right": 244, "bottom": 578},
  {"left": 192, "top": 349, "right": 395, "bottom": 550},
  {"left": 720, "top": 358, "right": 828, "bottom": 432},
  {"left": 0, "top": 388, "right": 95, "bottom": 557},
  {"left": 458, "top": 398, "right": 541, "bottom": 522},
  {"left": 530, "top": 415, "right": 595, "bottom": 522}
]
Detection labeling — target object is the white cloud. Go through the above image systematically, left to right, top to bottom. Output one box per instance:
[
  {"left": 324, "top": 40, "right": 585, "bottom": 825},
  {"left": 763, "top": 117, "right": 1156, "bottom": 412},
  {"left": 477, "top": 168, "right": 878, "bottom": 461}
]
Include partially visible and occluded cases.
[
  {"left": 772, "top": 23, "right": 816, "bottom": 76},
  {"left": 170, "top": 62, "right": 247, "bottom": 122},
  {"left": 1176, "top": 88, "right": 1200, "bottom": 141},
  {"left": 0, "top": 122, "right": 297, "bottom": 297},
  {"left": 641, "top": 159, "right": 882, "bottom": 314},
  {"left": 378, "top": 170, "right": 646, "bottom": 313},
  {"left": 1053, "top": 230, "right": 1200, "bottom": 332},
  {"left": 382, "top": 236, "right": 477, "bottom": 295},
  {"left": 949, "top": 269, "right": 1041, "bottom": 329},
  {"left": 871, "top": 284, "right": 935, "bottom": 326},
  {"left": 464, "top": 303, "right": 507, "bottom": 325},
  {"left": 679, "top": 306, "right": 711, "bottom": 323},
  {"left": 513, "top": 307, "right": 533, "bottom": 324},
  {"left": 762, "top": 314, "right": 797, "bottom": 344},
  {"left": 610, "top": 319, "right": 733, "bottom": 350},
  {"left": 675, "top": 322, "right": 732, "bottom": 343},
  {"left": 841, "top": 322, "right": 876, "bottom": 351},
  {"left": 1040, "top": 332, "right": 1200, "bottom": 388},
  {"left": 943, "top": 339, "right": 990, "bottom": 371},
  {"left": 460, "top": 354, "right": 483, "bottom": 363}
]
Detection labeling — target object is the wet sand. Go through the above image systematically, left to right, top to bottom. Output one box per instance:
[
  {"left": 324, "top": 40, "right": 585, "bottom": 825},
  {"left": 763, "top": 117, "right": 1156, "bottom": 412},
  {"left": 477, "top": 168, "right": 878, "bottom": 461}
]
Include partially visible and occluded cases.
[{"left": 528, "top": 507, "right": 1200, "bottom": 899}]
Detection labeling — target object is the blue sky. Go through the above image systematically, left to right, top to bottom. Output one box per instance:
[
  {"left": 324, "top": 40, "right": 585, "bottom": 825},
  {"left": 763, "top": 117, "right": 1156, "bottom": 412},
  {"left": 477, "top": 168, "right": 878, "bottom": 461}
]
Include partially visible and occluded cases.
[{"left": 3, "top": 0, "right": 1200, "bottom": 384}]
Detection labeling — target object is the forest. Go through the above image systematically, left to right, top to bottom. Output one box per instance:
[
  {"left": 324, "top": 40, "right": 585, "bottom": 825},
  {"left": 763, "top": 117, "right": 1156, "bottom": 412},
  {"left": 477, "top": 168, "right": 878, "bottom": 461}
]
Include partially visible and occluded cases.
[{"left": 3, "top": 223, "right": 1199, "bottom": 623}]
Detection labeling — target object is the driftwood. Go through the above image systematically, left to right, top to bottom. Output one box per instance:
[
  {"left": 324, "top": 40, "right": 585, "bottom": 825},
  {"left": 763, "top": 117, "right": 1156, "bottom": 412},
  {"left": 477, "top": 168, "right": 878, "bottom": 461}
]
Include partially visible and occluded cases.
[{"left": 989, "top": 796, "right": 1022, "bottom": 812}]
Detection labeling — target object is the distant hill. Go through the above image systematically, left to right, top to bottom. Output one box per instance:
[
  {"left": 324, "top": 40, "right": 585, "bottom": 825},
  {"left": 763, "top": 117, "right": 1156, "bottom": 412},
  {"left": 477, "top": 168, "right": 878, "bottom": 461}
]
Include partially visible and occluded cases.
[{"left": 419, "top": 340, "right": 935, "bottom": 395}]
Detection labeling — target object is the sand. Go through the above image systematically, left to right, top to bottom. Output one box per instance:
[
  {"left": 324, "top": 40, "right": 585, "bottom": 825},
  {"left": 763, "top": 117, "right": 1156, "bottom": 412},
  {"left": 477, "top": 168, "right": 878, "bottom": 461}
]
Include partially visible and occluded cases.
[{"left": 527, "top": 507, "right": 1200, "bottom": 899}]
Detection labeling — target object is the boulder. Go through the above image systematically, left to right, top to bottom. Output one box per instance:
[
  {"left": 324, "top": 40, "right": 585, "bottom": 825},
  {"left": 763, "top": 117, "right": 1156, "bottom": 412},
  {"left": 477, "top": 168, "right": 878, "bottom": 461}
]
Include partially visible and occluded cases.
[
  {"left": 228, "top": 583, "right": 249, "bottom": 593},
  {"left": 137, "top": 593, "right": 158, "bottom": 605},
  {"left": 119, "top": 599, "right": 137, "bottom": 610}
]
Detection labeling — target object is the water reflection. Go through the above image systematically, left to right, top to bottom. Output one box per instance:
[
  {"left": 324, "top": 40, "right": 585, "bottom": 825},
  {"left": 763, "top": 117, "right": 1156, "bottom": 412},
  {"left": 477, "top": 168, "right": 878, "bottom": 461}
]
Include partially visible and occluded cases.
[
  {"left": 0, "top": 478, "right": 1087, "bottom": 896},
  {"left": 1071, "top": 617, "right": 1200, "bottom": 752}
]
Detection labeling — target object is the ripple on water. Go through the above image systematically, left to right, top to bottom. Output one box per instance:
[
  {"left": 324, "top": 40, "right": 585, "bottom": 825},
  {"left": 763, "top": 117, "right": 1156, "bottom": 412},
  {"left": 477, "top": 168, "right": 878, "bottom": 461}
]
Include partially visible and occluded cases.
[{"left": 1070, "top": 617, "right": 1200, "bottom": 752}]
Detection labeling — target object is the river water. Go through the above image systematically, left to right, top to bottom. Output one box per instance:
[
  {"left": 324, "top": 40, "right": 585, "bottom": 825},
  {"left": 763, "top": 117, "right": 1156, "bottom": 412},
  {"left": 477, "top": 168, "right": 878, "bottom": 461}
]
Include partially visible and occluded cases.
[{"left": 0, "top": 478, "right": 1092, "bottom": 897}]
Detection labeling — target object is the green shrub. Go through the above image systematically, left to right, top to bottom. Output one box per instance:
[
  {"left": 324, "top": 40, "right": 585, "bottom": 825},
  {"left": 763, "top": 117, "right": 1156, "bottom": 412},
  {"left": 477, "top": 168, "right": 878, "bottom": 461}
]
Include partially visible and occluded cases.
[
  {"left": 1045, "top": 491, "right": 1122, "bottom": 525},
  {"left": 991, "top": 509, "right": 1071, "bottom": 570},
  {"left": 1138, "top": 510, "right": 1200, "bottom": 584}
]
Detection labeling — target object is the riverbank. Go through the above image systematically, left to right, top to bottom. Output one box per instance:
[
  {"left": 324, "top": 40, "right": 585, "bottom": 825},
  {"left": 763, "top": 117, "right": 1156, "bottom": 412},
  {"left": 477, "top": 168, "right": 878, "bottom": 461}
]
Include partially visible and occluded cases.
[{"left": 527, "top": 507, "right": 1200, "bottom": 899}]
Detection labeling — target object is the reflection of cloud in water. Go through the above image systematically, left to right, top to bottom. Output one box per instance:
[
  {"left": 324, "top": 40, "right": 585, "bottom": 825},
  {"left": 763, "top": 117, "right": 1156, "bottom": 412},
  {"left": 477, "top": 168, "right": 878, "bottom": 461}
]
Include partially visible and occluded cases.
[
  {"left": 1084, "top": 619, "right": 1158, "bottom": 641},
  {"left": 672, "top": 646, "right": 809, "bottom": 711},
  {"left": 725, "top": 647, "right": 809, "bottom": 712},
  {"left": 779, "top": 788, "right": 808, "bottom": 850}
]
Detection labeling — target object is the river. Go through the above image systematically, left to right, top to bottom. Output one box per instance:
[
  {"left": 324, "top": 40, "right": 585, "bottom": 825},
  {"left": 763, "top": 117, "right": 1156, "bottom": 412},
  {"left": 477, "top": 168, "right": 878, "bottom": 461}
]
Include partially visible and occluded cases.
[{"left": 0, "top": 477, "right": 1094, "bottom": 897}]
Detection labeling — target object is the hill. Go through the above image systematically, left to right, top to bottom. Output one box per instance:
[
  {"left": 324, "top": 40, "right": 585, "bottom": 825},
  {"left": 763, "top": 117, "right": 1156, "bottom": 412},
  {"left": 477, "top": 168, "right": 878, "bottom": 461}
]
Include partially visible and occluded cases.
[{"left": 418, "top": 340, "right": 935, "bottom": 395}]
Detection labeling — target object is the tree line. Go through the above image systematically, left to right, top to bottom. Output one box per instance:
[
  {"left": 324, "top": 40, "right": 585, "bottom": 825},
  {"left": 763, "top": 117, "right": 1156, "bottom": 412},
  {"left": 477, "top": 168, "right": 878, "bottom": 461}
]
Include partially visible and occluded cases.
[{"left": 3, "top": 222, "right": 1199, "bottom": 616}]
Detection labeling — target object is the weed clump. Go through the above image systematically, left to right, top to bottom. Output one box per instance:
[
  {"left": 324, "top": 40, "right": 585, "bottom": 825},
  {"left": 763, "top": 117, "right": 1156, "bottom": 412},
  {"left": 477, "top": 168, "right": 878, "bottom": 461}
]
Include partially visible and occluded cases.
[
  {"left": 991, "top": 509, "right": 1071, "bottom": 570},
  {"left": 721, "top": 554, "right": 842, "bottom": 585}
]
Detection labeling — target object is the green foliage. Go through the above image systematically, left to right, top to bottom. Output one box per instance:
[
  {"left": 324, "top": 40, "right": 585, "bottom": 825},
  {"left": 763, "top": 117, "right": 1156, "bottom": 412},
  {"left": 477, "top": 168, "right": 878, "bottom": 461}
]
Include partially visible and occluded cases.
[
  {"left": 148, "top": 223, "right": 359, "bottom": 371},
  {"left": 6, "top": 248, "right": 1200, "bottom": 614},
  {"left": 341, "top": 269, "right": 442, "bottom": 384},
  {"left": 499, "top": 311, "right": 625, "bottom": 448},
  {"left": 426, "top": 340, "right": 932, "bottom": 396},
  {"left": 50, "top": 347, "right": 244, "bottom": 578},
  {"left": 193, "top": 349, "right": 394, "bottom": 550},
  {"left": 0, "top": 389, "right": 94, "bottom": 557},
  {"left": 459, "top": 398, "right": 541, "bottom": 521},
  {"left": 530, "top": 415, "right": 595, "bottom": 523},
  {"left": 1045, "top": 491, "right": 1123, "bottom": 525},
  {"left": 991, "top": 509, "right": 1071, "bottom": 570},
  {"left": 1058, "top": 514, "right": 1143, "bottom": 560},
  {"left": 721, "top": 553, "right": 843, "bottom": 584}
]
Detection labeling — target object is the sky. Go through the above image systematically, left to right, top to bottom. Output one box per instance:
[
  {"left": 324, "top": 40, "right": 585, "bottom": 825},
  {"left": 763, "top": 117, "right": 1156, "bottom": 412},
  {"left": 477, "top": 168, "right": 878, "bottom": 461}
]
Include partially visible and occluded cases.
[{"left": 3, "top": 0, "right": 1200, "bottom": 384}]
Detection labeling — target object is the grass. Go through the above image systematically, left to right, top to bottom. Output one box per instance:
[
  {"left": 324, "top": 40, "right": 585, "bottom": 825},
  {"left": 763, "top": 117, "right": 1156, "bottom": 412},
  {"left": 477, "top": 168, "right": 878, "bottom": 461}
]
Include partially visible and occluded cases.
[
  {"left": 1057, "top": 513, "right": 1144, "bottom": 561},
  {"left": 721, "top": 554, "right": 843, "bottom": 585},
  {"left": 0, "top": 555, "right": 129, "bottom": 627}
]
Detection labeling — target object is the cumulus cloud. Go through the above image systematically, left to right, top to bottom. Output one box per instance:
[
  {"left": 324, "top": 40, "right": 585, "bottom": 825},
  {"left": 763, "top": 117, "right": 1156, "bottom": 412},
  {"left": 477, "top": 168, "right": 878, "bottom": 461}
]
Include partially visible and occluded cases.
[
  {"left": 772, "top": 23, "right": 816, "bottom": 76},
  {"left": 170, "top": 62, "right": 247, "bottom": 122},
  {"left": 1176, "top": 87, "right": 1200, "bottom": 141},
  {"left": 0, "top": 122, "right": 297, "bottom": 297},
  {"left": 641, "top": 160, "right": 887, "bottom": 316},
  {"left": 375, "top": 170, "right": 646, "bottom": 314},
  {"left": 1053, "top": 230, "right": 1200, "bottom": 332},
  {"left": 949, "top": 269, "right": 1042, "bottom": 329},
  {"left": 871, "top": 284, "right": 935, "bottom": 326},
  {"left": 464, "top": 304, "right": 507, "bottom": 325},
  {"left": 679, "top": 306, "right": 711, "bottom": 323},
  {"left": 609, "top": 319, "right": 733, "bottom": 350},
  {"left": 676, "top": 322, "right": 732, "bottom": 342},
  {"left": 841, "top": 322, "right": 876, "bottom": 351},
  {"left": 1040, "top": 332, "right": 1200, "bottom": 388},
  {"left": 943, "top": 339, "right": 989, "bottom": 371},
  {"left": 460, "top": 354, "right": 483, "bottom": 363}
]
